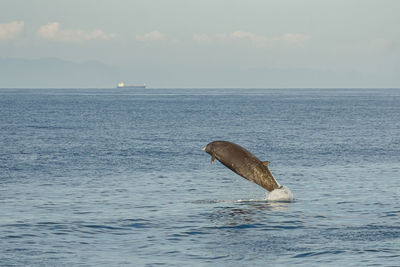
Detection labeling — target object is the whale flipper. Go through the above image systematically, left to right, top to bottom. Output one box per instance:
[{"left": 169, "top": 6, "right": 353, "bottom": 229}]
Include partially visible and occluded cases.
[{"left": 211, "top": 152, "right": 216, "bottom": 164}]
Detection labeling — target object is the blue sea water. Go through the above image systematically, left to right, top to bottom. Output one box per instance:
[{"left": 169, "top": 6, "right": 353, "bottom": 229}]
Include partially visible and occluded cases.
[{"left": 0, "top": 88, "right": 399, "bottom": 266}]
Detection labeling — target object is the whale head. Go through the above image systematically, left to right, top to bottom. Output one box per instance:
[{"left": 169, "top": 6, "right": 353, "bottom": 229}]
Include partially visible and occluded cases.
[
  {"left": 201, "top": 141, "right": 221, "bottom": 155},
  {"left": 202, "top": 141, "right": 238, "bottom": 164},
  {"left": 202, "top": 142, "right": 218, "bottom": 164},
  {"left": 202, "top": 143, "right": 213, "bottom": 154}
]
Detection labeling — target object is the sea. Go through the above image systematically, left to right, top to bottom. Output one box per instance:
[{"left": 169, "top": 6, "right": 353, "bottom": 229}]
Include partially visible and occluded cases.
[{"left": 0, "top": 88, "right": 399, "bottom": 266}]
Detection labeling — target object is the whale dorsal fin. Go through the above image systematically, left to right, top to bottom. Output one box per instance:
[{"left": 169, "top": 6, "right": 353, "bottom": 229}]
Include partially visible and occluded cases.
[{"left": 262, "top": 161, "right": 270, "bottom": 168}]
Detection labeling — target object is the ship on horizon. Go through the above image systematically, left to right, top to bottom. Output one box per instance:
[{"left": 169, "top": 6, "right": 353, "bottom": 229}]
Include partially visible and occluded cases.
[{"left": 117, "top": 82, "right": 146, "bottom": 89}]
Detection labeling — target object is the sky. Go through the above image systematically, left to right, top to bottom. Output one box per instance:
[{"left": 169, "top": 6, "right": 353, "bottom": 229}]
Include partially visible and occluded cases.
[{"left": 1, "top": 0, "right": 399, "bottom": 88}]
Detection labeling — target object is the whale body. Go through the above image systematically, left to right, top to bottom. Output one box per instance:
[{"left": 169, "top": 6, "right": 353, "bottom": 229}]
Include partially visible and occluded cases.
[{"left": 203, "top": 140, "right": 293, "bottom": 201}]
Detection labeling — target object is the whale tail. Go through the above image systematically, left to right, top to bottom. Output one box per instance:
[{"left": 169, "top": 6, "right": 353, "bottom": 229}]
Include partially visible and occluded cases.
[{"left": 260, "top": 162, "right": 281, "bottom": 190}]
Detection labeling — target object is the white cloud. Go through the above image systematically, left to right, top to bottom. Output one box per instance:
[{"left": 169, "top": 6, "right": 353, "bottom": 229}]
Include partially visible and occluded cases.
[
  {"left": 0, "top": 21, "right": 24, "bottom": 41},
  {"left": 37, "top": 22, "right": 116, "bottom": 42},
  {"left": 135, "top": 30, "right": 180, "bottom": 44},
  {"left": 136, "top": 31, "right": 166, "bottom": 42},
  {"left": 193, "top": 31, "right": 310, "bottom": 47},
  {"left": 193, "top": 33, "right": 213, "bottom": 43},
  {"left": 278, "top": 33, "right": 310, "bottom": 45}
]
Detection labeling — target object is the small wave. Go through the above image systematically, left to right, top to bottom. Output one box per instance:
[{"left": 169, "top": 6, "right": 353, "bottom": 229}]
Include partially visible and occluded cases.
[
  {"left": 26, "top": 125, "right": 78, "bottom": 130},
  {"left": 190, "top": 198, "right": 268, "bottom": 204},
  {"left": 119, "top": 218, "right": 155, "bottom": 229},
  {"left": 82, "top": 224, "right": 125, "bottom": 231},
  {"left": 218, "top": 224, "right": 261, "bottom": 229},
  {"left": 183, "top": 230, "right": 210, "bottom": 235},
  {"left": 4, "top": 233, "right": 38, "bottom": 239},
  {"left": 294, "top": 250, "right": 346, "bottom": 258}
]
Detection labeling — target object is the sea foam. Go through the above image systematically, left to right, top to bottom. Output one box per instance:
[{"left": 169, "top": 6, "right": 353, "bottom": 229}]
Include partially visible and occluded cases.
[{"left": 266, "top": 186, "right": 294, "bottom": 202}]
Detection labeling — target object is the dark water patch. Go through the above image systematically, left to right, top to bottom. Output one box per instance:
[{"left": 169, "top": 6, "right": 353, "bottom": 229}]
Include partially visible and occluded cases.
[
  {"left": 25, "top": 125, "right": 80, "bottom": 131},
  {"left": 336, "top": 201, "right": 353, "bottom": 205},
  {"left": 73, "top": 211, "right": 93, "bottom": 215},
  {"left": 383, "top": 211, "right": 400, "bottom": 217},
  {"left": 313, "top": 215, "right": 328, "bottom": 219},
  {"left": 119, "top": 219, "right": 156, "bottom": 229},
  {"left": 1, "top": 223, "right": 32, "bottom": 228},
  {"left": 217, "top": 223, "right": 261, "bottom": 230},
  {"left": 82, "top": 224, "right": 126, "bottom": 231},
  {"left": 268, "top": 225, "right": 305, "bottom": 230},
  {"left": 324, "top": 225, "right": 400, "bottom": 242},
  {"left": 184, "top": 230, "right": 210, "bottom": 235},
  {"left": 4, "top": 234, "right": 38, "bottom": 239},
  {"left": 294, "top": 250, "right": 346, "bottom": 258},
  {"left": 379, "top": 254, "right": 400, "bottom": 258}
]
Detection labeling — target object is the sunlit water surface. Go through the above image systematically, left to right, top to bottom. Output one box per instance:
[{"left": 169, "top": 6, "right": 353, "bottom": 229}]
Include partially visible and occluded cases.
[{"left": 1, "top": 88, "right": 399, "bottom": 266}]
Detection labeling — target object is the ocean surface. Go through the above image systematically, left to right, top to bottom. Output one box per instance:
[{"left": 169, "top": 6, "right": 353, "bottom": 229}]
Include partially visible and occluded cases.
[{"left": 1, "top": 88, "right": 399, "bottom": 266}]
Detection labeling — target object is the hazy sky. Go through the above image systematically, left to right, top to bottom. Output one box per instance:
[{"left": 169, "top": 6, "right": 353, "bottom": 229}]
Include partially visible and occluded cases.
[{"left": 1, "top": 0, "right": 399, "bottom": 87}]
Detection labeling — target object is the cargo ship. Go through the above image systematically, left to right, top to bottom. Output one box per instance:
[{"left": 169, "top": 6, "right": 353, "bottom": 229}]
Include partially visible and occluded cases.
[{"left": 117, "top": 82, "right": 146, "bottom": 89}]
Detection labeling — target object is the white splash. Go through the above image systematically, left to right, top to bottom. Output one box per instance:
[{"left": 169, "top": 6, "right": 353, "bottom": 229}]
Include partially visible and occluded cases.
[{"left": 266, "top": 186, "right": 294, "bottom": 202}]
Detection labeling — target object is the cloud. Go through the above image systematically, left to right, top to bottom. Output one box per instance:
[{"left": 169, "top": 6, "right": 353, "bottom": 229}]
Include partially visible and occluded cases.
[
  {"left": 0, "top": 21, "right": 24, "bottom": 41},
  {"left": 37, "top": 22, "right": 116, "bottom": 42},
  {"left": 136, "top": 31, "right": 166, "bottom": 42},
  {"left": 193, "top": 31, "right": 310, "bottom": 47},
  {"left": 193, "top": 33, "right": 213, "bottom": 43},
  {"left": 278, "top": 33, "right": 310, "bottom": 45}
]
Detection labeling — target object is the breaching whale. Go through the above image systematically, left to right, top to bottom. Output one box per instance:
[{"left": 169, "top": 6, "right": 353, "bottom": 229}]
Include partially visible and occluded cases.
[{"left": 202, "top": 141, "right": 293, "bottom": 201}]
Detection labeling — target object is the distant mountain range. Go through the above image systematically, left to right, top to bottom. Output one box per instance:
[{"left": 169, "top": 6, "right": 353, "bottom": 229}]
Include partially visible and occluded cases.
[
  {"left": 0, "top": 57, "right": 123, "bottom": 88},
  {"left": 0, "top": 57, "right": 398, "bottom": 88}
]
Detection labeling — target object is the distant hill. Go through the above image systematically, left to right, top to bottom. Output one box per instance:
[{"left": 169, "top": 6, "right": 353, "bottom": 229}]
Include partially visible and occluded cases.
[
  {"left": 0, "top": 57, "right": 124, "bottom": 88},
  {"left": 0, "top": 57, "right": 398, "bottom": 88}
]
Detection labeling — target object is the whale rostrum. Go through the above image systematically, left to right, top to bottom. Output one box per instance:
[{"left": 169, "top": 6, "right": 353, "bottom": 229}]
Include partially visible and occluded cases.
[{"left": 202, "top": 141, "right": 281, "bottom": 192}]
